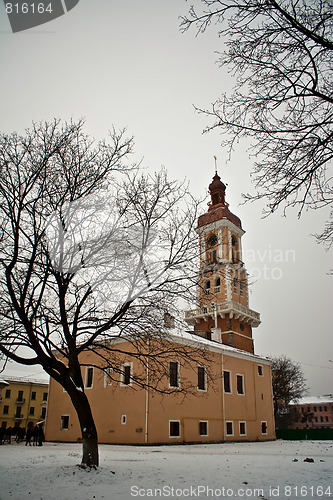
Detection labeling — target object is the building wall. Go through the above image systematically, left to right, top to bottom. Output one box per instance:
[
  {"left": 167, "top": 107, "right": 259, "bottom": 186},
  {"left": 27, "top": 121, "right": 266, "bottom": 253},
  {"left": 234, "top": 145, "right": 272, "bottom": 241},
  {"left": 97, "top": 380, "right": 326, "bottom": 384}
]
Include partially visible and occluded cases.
[
  {"left": 45, "top": 340, "right": 275, "bottom": 444},
  {"left": 0, "top": 378, "right": 49, "bottom": 429},
  {"left": 289, "top": 401, "right": 333, "bottom": 429}
]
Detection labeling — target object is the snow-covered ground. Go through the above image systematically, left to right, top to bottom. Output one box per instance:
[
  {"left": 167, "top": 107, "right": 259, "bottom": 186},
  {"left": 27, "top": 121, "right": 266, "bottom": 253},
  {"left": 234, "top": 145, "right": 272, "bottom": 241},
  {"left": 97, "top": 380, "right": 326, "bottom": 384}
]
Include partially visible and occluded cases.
[{"left": 0, "top": 440, "right": 332, "bottom": 500}]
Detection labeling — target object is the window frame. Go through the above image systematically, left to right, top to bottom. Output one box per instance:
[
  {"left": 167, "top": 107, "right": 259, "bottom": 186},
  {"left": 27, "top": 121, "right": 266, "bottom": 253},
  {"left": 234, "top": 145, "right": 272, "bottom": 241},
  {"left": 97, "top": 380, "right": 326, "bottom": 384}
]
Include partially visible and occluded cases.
[
  {"left": 169, "top": 361, "right": 180, "bottom": 389},
  {"left": 120, "top": 362, "right": 133, "bottom": 387},
  {"left": 257, "top": 365, "right": 264, "bottom": 376},
  {"left": 85, "top": 366, "right": 94, "bottom": 389},
  {"left": 197, "top": 366, "right": 207, "bottom": 392},
  {"left": 223, "top": 370, "right": 232, "bottom": 394},
  {"left": 236, "top": 374, "right": 245, "bottom": 395},
  {"left": 4, "top": 389, "right": 11, "bottom": 399},
  {"left": 31, "top": 391, "right": 36, "bottom": 400},
  {"left": 121, "top": 414, "right": 127, "bottom": 425},
  {"left": 60, "top": 415, "right": 70, "bottom": 430},
  {"left": 169, "top": 420, "right": 181, "bottom": 438},
  {"left": 199, "top": 420, "right": 208, "bottom": 437},
  {"left": 226, "top": 421, "right": 234, "bottom": 436},
  {"left": 239, "top": 421, "right": 247, "bottom": 436},
  {"left": 261, "top": 421, "right": 268, "bottom": 435}
]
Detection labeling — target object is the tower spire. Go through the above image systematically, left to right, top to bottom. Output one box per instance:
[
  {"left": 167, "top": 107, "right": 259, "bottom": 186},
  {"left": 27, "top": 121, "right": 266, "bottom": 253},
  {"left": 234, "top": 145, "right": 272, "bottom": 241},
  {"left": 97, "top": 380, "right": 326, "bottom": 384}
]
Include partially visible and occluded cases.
[{"left": 214, "top": 155, "right": 217, "bottom": 175}]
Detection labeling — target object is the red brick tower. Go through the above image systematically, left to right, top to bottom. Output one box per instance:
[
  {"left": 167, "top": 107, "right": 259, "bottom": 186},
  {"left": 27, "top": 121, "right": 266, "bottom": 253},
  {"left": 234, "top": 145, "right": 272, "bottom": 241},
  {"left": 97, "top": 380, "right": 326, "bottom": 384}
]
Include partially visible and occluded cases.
[{"left": 185, "top": 172, "right": 260, "bottom": 353}]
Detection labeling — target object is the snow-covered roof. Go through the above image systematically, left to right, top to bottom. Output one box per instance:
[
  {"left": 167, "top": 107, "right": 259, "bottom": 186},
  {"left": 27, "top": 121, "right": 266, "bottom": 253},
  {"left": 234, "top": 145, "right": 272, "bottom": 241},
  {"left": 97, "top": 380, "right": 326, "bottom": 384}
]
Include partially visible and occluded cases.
[
  {"left": 169, "top": 329, "right": 272, "bottom": 364},
  {"left": 290, "top": 395, "right": 333, "bottom": 405}
]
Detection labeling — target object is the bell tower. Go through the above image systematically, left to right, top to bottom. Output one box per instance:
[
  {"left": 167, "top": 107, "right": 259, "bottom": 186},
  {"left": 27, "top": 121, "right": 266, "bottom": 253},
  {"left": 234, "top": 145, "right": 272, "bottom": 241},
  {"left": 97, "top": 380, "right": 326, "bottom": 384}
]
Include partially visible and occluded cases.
[{"left": 185, "top": 170, "right": 261, "bottom": 353}]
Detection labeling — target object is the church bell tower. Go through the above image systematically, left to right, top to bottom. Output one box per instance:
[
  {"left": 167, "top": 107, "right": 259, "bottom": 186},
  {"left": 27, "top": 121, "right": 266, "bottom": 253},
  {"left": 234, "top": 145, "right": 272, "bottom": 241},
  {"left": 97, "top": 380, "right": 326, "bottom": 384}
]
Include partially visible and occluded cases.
[{"left": 185, "top": 171, "right": 261, "bottom": 354}]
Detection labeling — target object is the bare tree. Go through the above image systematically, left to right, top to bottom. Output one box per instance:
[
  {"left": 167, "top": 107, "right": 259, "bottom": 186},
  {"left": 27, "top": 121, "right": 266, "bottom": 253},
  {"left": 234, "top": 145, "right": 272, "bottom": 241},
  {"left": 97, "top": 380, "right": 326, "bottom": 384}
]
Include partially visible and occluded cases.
[
  {"left": 181, "top": 0, "right": 333, "bottom": 243},
  {"left": 0, "top": 119, "right": 207, "bottom": 467},
  {"left": 270, "top": 355, "right": 307, "bottom": 428}
]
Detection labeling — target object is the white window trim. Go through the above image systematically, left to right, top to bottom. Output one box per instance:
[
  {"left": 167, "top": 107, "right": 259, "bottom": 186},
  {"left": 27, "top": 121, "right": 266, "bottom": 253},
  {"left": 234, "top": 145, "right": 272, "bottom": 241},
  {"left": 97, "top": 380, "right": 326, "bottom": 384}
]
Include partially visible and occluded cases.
[
  {"left": 169, "top": 360, "right": 180, "bottom": 389},
  {"left": 120, "top": 362, "right": 133, "bottom": 387},
  {"left": 257, "top": 364, "right": 264, "bottom": 376},
  {"left": 197, "top": 365, "right": 207, "bottom": 392},
  {"left": 85, "top": 366, "right": 94, "bottom": 389},
  {"left": 104, "top": 367, "right": 113, "bottom": 387},
  {"left": 223, "top": 370, "right": 232, "bottom": 394},
  {"left": 236, "top": 373, "right": 245, "bottom": 395},
  {"left": 121, "top": 414, "right": 127, "bottom": 425},
  {"left": 60, "top": 415, "right": 70, "bottom": 430},
  {"left": 169, "top": 420, "right": 181, "bottom": 438},
  {"left": 199, "top": 420, "right": 209, "bottom": 436},
  {"left": 226, "top": 420, "right": 234, "bottom": 436},
  {"left": 239, "top": 421, "right": 247, "bottom": 436},
  {"left": 261, "top": 421, "right": 268, "bottom": 435}
]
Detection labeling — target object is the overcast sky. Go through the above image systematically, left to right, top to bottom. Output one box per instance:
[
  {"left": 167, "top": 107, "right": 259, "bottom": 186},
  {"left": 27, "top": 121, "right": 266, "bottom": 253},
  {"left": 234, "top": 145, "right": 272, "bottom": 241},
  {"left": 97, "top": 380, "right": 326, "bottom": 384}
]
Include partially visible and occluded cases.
[{"left": 0, "top": 0, "right": 332, "bottom": 395}]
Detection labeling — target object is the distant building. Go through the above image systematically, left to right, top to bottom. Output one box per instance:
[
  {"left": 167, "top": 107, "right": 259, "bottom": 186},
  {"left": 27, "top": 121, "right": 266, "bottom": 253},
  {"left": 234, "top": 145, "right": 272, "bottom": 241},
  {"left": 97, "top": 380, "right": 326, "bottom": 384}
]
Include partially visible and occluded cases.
[
  {"left": 45, "top": 173, "right": 275, "bottom": 445},
  {"left": 0, "top": 376, "right": 49, "bottom": 430},
  {"left": 289, "top": 396, "right": 333, "bottom": 429}
]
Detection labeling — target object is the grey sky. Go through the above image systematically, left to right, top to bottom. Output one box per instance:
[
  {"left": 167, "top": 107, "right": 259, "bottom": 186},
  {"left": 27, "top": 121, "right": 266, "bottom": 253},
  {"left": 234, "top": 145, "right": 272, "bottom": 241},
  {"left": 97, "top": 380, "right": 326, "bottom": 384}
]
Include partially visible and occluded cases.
[{"left": 0, "top": 0, "right": 332, "bottom": 394}]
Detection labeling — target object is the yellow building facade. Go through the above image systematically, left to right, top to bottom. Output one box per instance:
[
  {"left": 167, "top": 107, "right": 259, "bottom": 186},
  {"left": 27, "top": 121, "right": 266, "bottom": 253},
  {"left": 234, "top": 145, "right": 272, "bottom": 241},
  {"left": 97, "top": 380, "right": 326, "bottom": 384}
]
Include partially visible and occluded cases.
[
  {"left": 45, "top": 173, "right": 276, "bottom": 444},
  {"left": 0, "top": 377, "right": 49, "bottom": 430}
]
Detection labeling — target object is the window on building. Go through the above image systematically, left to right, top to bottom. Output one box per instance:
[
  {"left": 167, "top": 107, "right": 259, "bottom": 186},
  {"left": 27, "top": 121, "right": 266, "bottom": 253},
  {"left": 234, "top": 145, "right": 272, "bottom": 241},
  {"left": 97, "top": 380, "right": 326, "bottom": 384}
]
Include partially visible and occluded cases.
[
  {"left": 214, "top": 277, "right": 221, "bottom": 293},
  {"left": 233, "top": 278, "right": 238, "bottom": 294},
  {"left": 204, "top": 280, "right": 210, "bottom": 295},
  {"left": 239, "top": 280, "right": 244, "bottom": 297},
  {"left": 169, "top": 361, "right": 179, "bottom": 388},
  {"left": 121, "top": 364, "right": 132, "bottom": 386},
  {"left": 257, "top": 365, "right": 263, "bottom": 376},
  {"left": 197, "top": 366, "right": 206, "bottom": 391},
  {"left": 85, "top": 367, "right": 94, "bottom": 389},
  {"left": 223, "top": 371, "right": 231, "bottom": 393},
  {"left": 237, "top": 374, "right": 245, "bottom": 395},
  {"left": 5, "top": 389, "right": 10, "bottom": 399},
  {"left": 17, "top": 390, "right": 24, "bottom": 402},
  {"left": 31, "top": 391, "right": 36, "bottom": 400},
  {"left": 42, "top": 392, "right": 48, "bottom": 402},
  {"left": 3, "top": 406, "right": 9, "bottom": 415},
  {"left": 15, "top": 406, "right": 22, "bottom": 418},
  {"left": 307, "top": 406, "right": 311, "bottom": 412},
  {"left": 314, "top": 406, "right": 317, "bottom": 412},
  {"left": 319, "top": 406, "right": 322, "bottom": 412},
  {"left": 324, "top": 406, "right": 328, "bottom": 412},
  {"left": 29, "top": 407, "right": 35, "bottom": 416},
  {"left": 41, "top": 407, "right": 46, "bottom": 419},
  {"left": 301, "top": 407, "right": 304, "bottom": 413},
  {"left": 61, "top": 415, "right": 69, "bottom": 430},
  {"left": 121, "top": 415, "right": 127, "bottom": 425},
  {"left": 320, "top": 416, "right": 324, "bottom": 422},
  {"left": 326, "top": 416, "right": 329, "bottom": 422},
  {"left": 295, "top": 417, "right": 298, "bottom": 423},
  {"left": 315, "top": 417, "right": 318, "bottom": 422},
  {"left": 169, "top": 421, "right": 180, "bottom": 438},
  {"left": 199, "top": 421, "right": 208, "bottom": 436},
  {"left": 226, "top": 421, "right": 233, "bottom": 436},
  {"left": 261, "top": 421, "right": 267, "bottom": 434},
  {"left": 1, "top": 422, "right": 7, "bottom": 428},
  {"left": 239, "top": 422, "right": 246, "bottom": 436}
]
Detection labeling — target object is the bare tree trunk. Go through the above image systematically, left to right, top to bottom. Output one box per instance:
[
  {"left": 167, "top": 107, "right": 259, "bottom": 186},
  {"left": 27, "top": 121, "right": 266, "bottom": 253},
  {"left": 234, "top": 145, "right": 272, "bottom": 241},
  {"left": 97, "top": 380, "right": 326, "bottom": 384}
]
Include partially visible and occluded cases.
[{"left": 69, "top": 389, "right": 99, "bottom": 467}]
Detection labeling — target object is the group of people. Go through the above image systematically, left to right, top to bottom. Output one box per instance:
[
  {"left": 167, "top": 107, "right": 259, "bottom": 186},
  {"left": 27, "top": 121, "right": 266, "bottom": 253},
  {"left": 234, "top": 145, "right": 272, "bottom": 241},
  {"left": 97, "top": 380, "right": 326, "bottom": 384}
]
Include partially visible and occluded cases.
[
  {"left": 25, "top": 422, "right": 45, "bottom": 446},
  {"left": 0, "top": 423, "right": 45, "bottom": 446}
]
